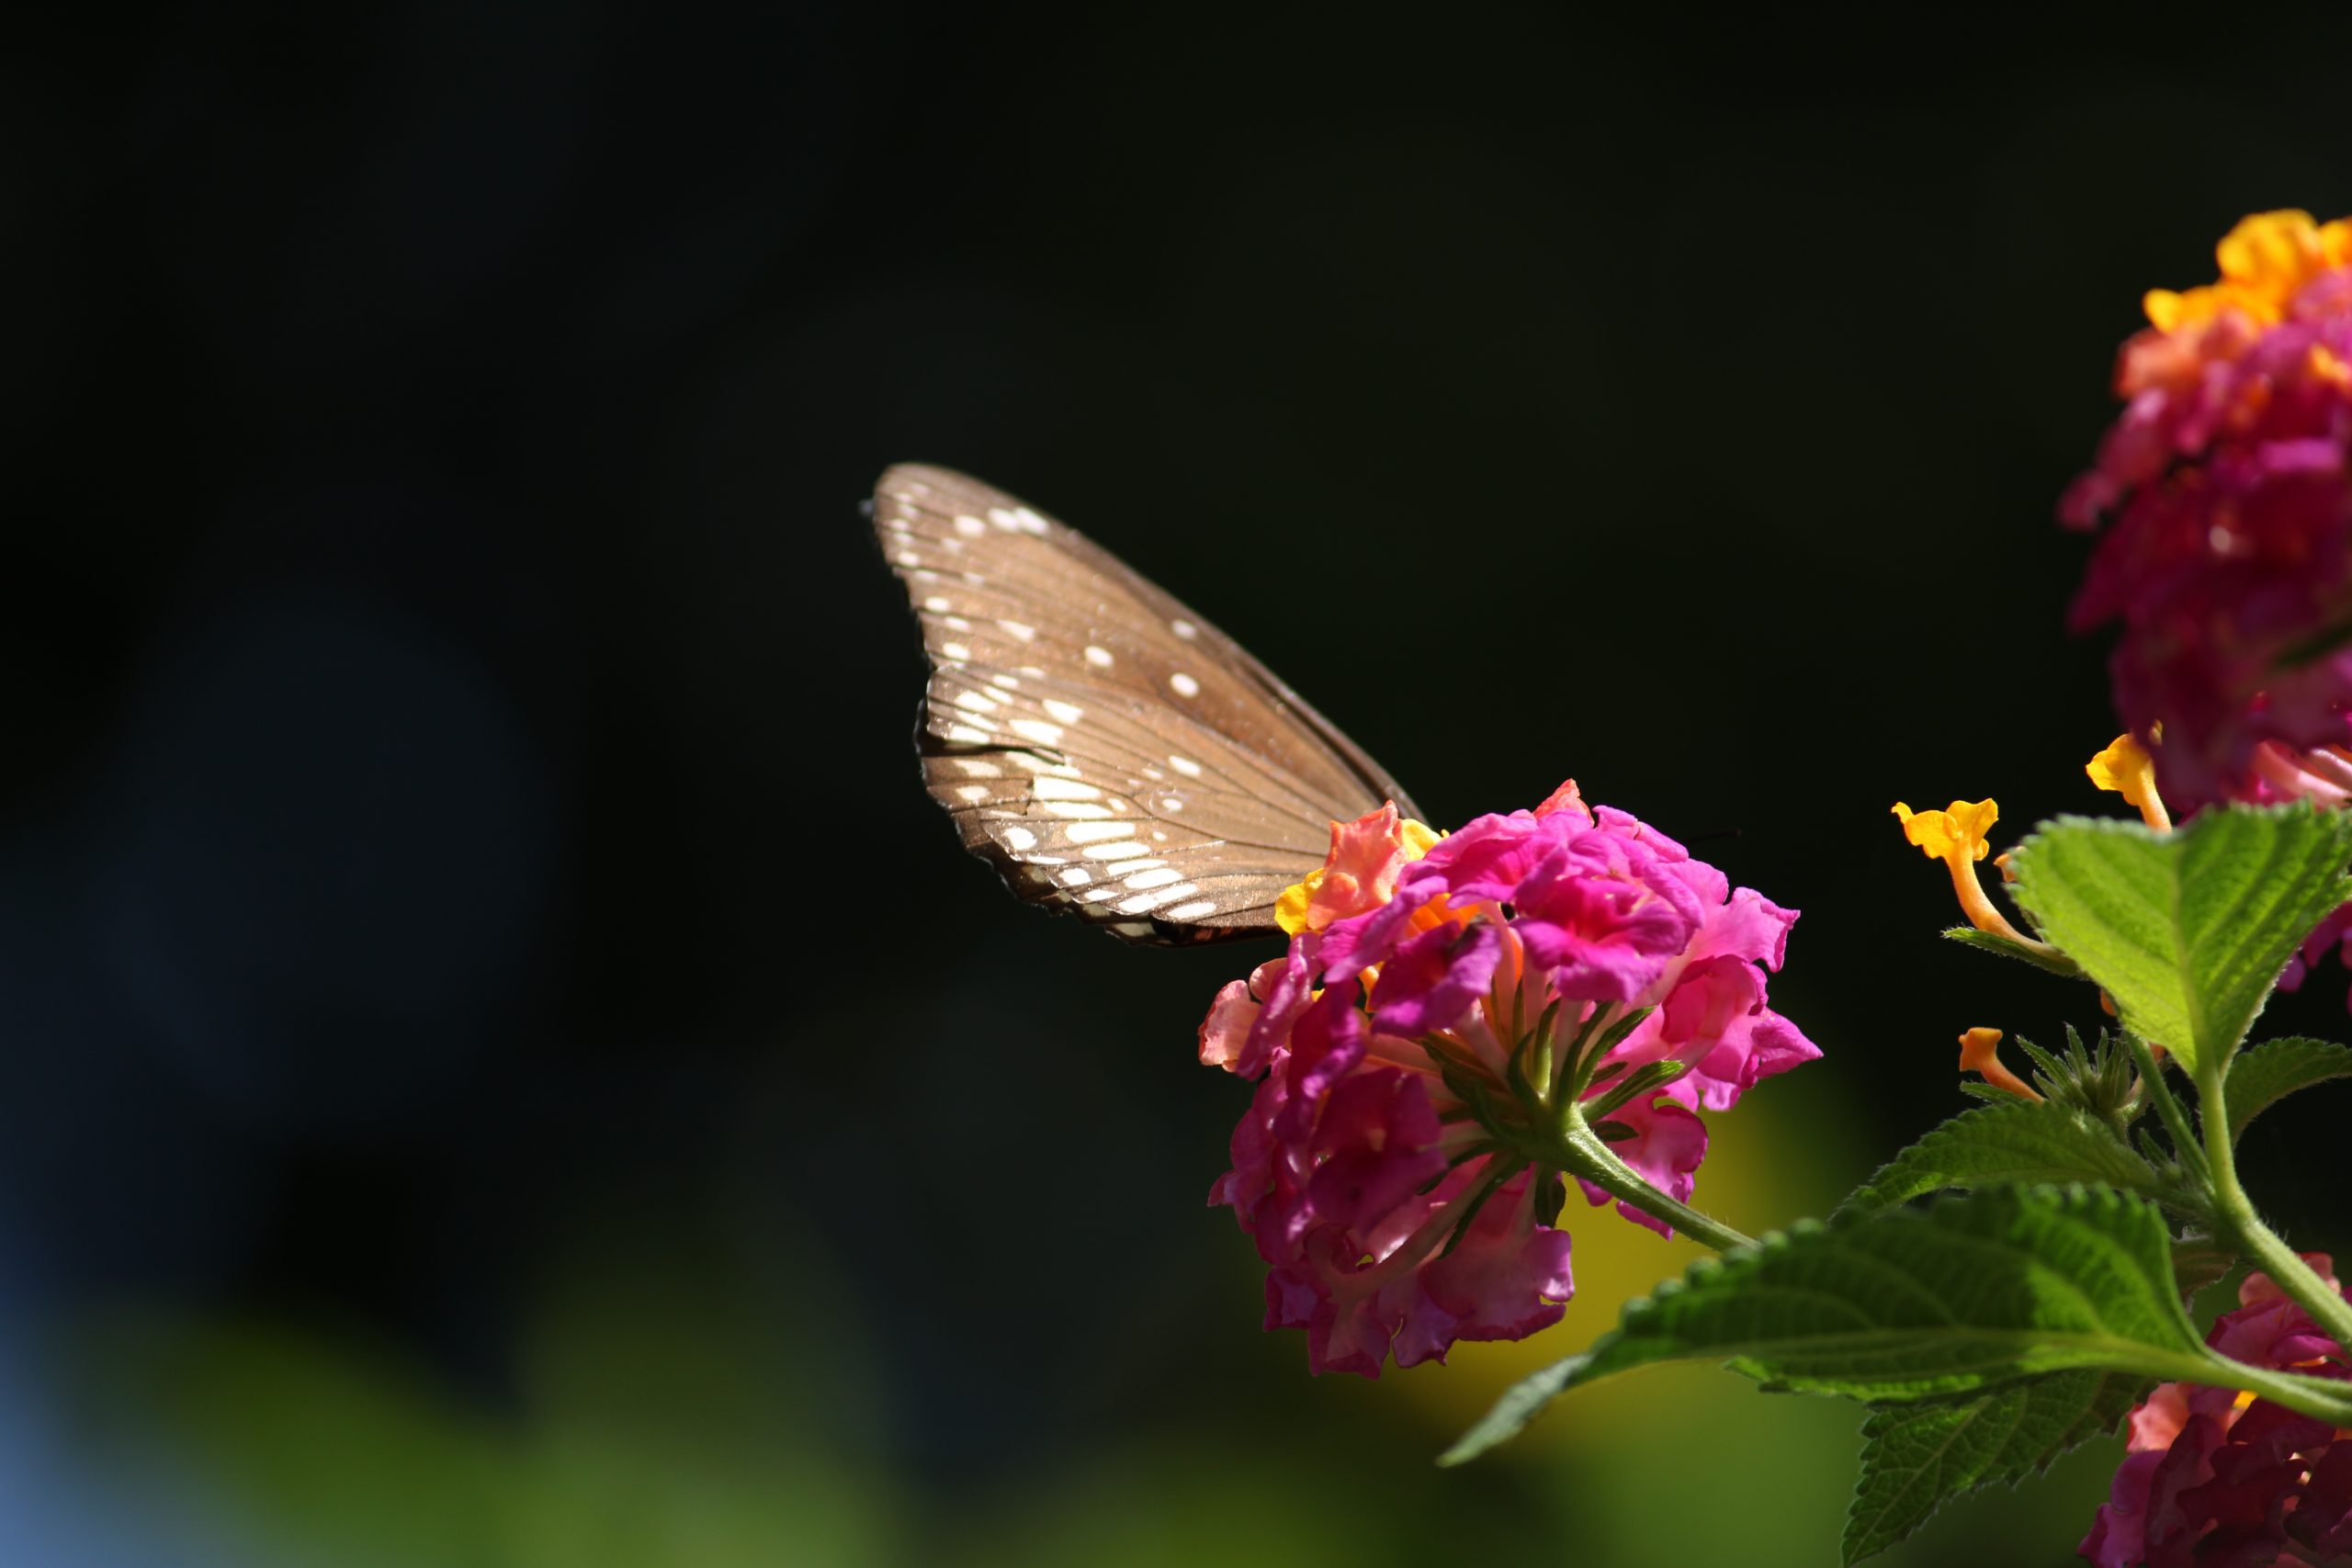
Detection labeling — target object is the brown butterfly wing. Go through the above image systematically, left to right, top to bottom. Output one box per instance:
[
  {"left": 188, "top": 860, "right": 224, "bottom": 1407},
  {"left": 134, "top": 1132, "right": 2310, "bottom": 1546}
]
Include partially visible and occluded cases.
[{"left": 871, "top": 462, "right": 1420, "bottom": 944}]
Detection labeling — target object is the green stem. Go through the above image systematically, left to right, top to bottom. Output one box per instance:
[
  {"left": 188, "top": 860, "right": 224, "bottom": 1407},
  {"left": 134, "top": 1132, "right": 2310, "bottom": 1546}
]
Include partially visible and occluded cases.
[
  {"left": 2124, "top": 1032, "right": 2209, "bottom": 1185},
  {"left": 2195, "top": 1060, "right": 2352, "bottom": 1351},
  {"left": 1547, "top": 1107, "right": 1756, "bottom": 1254},
  {"left": 2201, "top": 1356, "right": 2352, "bottom": 1428}
]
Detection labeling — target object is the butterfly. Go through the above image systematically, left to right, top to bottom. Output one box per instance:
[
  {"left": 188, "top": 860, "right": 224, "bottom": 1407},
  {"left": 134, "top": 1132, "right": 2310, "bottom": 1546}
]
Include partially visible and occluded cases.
[{"left": 869, "top": 463, "right": 1422, "bottom": 944}]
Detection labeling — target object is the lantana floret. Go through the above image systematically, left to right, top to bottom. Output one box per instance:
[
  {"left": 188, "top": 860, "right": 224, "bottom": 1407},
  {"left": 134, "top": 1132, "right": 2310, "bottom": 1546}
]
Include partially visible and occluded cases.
[
  {"left": 2086, "top": 731, "right": 2175, "bottom": 832},
  {"left": 1890, "top": 797, "right": 2057, "bottom": 957},
  {"left": 1956, "top": 1026, "right": 2043, "bottom": 1103}
]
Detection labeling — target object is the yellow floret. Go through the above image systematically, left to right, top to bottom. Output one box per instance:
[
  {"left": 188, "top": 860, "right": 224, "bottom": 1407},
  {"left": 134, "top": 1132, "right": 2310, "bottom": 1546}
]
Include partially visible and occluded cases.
[
  {"left": 2143, "top": 210, "right": 2352, "bottom": 333},
  {"left": 1891, "top": 799, "right": 1998, "bottom": 862}
]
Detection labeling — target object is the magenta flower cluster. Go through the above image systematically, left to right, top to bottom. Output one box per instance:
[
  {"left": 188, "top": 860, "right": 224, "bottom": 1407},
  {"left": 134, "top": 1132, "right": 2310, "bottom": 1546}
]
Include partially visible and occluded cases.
[
  {"left": 2063, "top": 232, "right": 2352, "bottom": 810},
  {"left": 1199, "top": 786, "right": 1815, "bottom": 1377},
  {"left": 2083, "top": 1258, "right": 2352, "bottom": 1567}
]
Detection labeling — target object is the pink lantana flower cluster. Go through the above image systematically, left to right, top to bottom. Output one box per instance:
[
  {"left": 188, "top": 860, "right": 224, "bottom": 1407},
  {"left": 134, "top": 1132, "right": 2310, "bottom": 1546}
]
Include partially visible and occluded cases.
[
  {"left": 2063, "top": 210, "right": 2352, "bottom": 811},
  {"left": 1199, "top": 784, "right": 1816, "bottom": 1376},
  {"left": 2082, "top": 1258, "right": 2352, "bottom": 1568}
]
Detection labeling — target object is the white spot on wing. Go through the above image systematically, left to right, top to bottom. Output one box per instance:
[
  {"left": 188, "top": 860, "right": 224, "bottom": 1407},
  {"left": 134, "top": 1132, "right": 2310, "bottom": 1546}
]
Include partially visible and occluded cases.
[
  {"left": 955, "top": 514, "right": 988, "bottom": 537},
  {"left": 897, "top": 551, "right": 922, "bottom": 568},
  {"left": 923, "top": 595, "right": 951, "bottom": 613},
  {"left": 943, "top": 615, "right": 972, "bottom": 633},
  {"left": 1170, "top": 618, "right": 1197, "bottom": 639},
  {"left": 998, "top": 619, "right": 1036, "bottom": 642},
  {"left": 941, "top": 641, "right": 971, "bottom": 661},
  {"left": 1083, "top": 645, "right": 1114, "bottom": 668},
  {"left": 1169, "top": 672, "right": 1200, "bottom": 698},
  {"left": 989, "top": 673, "right": 1021, "bottom": 690},
  {"left": 954, "top": 690, "right": 998, "bottom": 713},
  {"left": 1042, "top": 699, "right": 1083, "bottom": 725},
  {"left": 1009, "top": 718, "right": 1063, "bottom": 747},
  {"left": 945, "top": 724, "right": 992, "bottom": 744},
  {"left": 1007, "top": 753, "right": 1080, "bottom": 777},
  {"left": 1168, "top": 755, "right": 1203, "bottom": 777},
  {"left": 953, "top": 760, "right": 1001, "bottom": 777},
  {"left": 1032, "top": 777, "right": 1102, "bottom": 801},
  {"left": 956, "top": 784, "right": 990, "bottom": 802},
  {"left": 1041, "top": 801, "right": 1114, "bottom": 819},
  {"left": 1063, "top": 821, "right": 1135, "bottom": 843},
  {"left": 1002, "top": 826, "right": 1037, "bottom": 851},
  {"left": 1081, "top": 840, "right": 1154, "bottom": 861},
  {"left": 1060, "top": 867, "right": 1091, "bottom": 886},
  {"left": 1123, "top": 867, "right": 1184, "bottom": 890},
  {"left": 1118, "top": 884, "right": 1200, "bottom": 915},
  {"left": 1161, "top": 899, "right": 1218, "bottom": 921}
]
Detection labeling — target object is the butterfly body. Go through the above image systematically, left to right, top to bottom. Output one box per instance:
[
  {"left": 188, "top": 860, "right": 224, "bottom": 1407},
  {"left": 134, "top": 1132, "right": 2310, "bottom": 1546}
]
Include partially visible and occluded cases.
[{"left": 869, "top": 463, "right": 1419, "bottom": 944}]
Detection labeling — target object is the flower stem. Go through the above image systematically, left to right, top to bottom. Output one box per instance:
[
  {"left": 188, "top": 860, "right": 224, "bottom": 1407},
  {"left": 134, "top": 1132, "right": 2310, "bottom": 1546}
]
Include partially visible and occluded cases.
[
  {"left": 2123, "top": 1032, "right": 2209, "bottom": 1185},
  {"left": 2195, "top": 1059, "right": 2352, "bottom": 1350},
  {"left": 1548, "top": 1107, "right": 1757, "bottom": 1254},
  {"left": 2210, "top": 1358, "right": 2352, "bottom": 1427}
]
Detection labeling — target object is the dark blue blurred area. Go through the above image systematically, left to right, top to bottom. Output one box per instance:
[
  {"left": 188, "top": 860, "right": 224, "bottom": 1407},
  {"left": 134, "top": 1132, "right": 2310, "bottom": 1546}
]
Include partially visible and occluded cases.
[{"left": 6, "top": 6, "right": 2352, "bottom": 1565}]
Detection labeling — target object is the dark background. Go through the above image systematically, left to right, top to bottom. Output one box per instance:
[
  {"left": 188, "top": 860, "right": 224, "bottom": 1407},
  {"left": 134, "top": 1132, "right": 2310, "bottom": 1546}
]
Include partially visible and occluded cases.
[{"left": 6, "top": 7, "right": 2352, "bottom": 1565}]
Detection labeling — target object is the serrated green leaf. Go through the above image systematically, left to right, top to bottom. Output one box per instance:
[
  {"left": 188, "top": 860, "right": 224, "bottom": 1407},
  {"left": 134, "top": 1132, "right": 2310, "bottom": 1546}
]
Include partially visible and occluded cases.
[
  {"left": 2006, "top": 805, "right": 2352, "bottom": 1072},
  {"left": 1942, "top": 926, "right": 2085, "bottom": 977},
  {"left": 2224, "top": 1036, "right": 2352, "bottom": 1142},
  {"left": 1838, "top": 1104, "right": 2156, "bottom": 1215},
  {"left": 1439, "top": 1185, "right": 2352, "bottom": 1467},
  {"left": 1584, "top": 1186, "right": 2205, "bottom": 1397},
  {"left": 1597, "top": 1186, "right": 2204, "bottom": 1394},
  {"left": 1445, "top": 1188, "right": 2211, "bottom": 1464},
  {"left": 1842, "top": 1371, "right": 2141, "bottom": 1564}
]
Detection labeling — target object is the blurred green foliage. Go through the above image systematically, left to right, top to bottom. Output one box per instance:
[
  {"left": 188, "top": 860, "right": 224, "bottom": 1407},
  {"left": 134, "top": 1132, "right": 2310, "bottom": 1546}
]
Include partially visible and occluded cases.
[{"left": 62, "top": 1083, "right": 2123, "bottom": 1568}]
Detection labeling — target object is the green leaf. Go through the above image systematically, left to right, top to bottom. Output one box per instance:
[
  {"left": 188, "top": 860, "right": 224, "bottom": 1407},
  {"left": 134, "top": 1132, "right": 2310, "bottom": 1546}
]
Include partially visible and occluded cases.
[
  {"left": 2005, "top": 804, "right": 2352, "bottom": 1072},
  {"left": 1942, "top": 926, "right": 2085, "bottom": 978},
  {"left": 2223, "top": 1036, "right": 2352, "bottom": 1142},
  {"left": 1838, "top": 1103, "right": 2156, "bottom": 1215},
  {"left": 1441, "top": 1184, "right": 2352, "bottom": 1469},
  {"left": 1585, "top": 1186, "right": 2204, "bottom": 1396},
  {"left": 1444, "top": 1187, "right": 2205, "bottom": 1464},
  {"left": 2170, "top": 1233, "right": 2236, "bottom": 1300},
  {"left": 1436, "top": 1352, "right": 1590, "bottom": 1467},
  {"left": 1842, "top": 1371, "right": 2142, "bottom": 1564}
]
